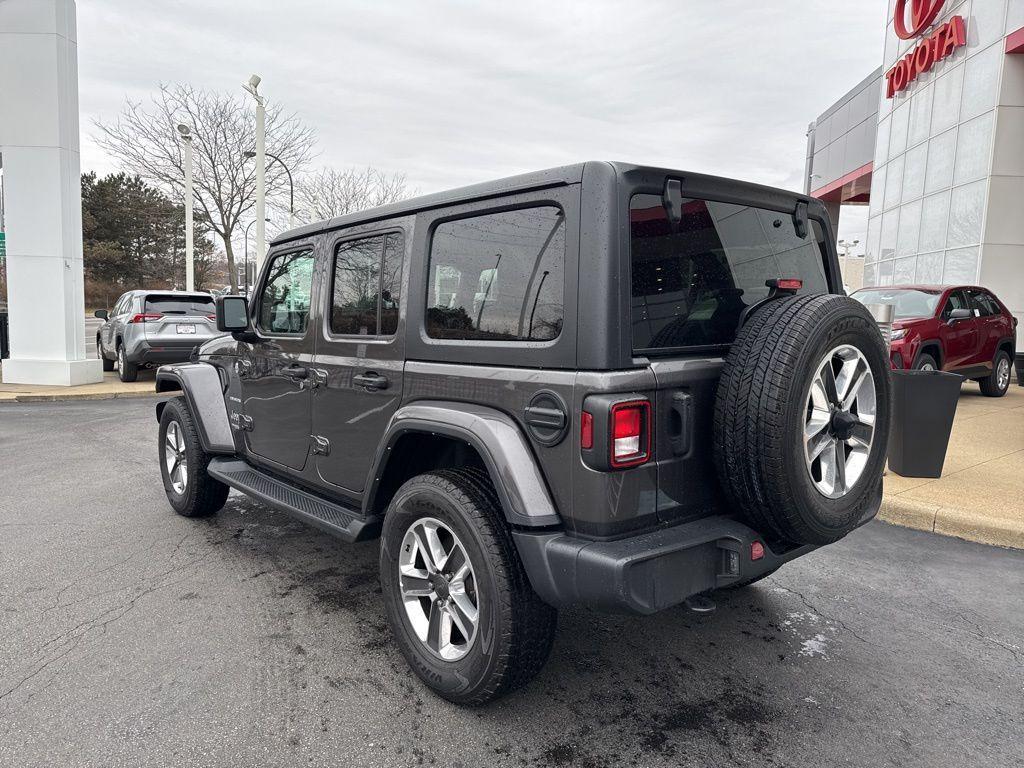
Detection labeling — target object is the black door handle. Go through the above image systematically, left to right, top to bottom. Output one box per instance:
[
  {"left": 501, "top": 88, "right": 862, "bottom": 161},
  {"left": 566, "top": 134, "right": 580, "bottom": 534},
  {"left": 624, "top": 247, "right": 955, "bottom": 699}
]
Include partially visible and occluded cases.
[
  {"left": 283, "top": 364, "right": 308, "bottom": 380},
  {"left": 353, "top": 372, "right": 389, "bottom": 391}
]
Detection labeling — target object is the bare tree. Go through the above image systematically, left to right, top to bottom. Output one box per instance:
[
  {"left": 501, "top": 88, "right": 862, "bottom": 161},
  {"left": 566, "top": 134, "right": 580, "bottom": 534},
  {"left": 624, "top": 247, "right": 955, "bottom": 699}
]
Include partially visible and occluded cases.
[
  {"left": 93, "top": 84, "right": 316, "bottom": 292},
  {"left": 297, "top": 166, "right": 412, "bottom": 223}
]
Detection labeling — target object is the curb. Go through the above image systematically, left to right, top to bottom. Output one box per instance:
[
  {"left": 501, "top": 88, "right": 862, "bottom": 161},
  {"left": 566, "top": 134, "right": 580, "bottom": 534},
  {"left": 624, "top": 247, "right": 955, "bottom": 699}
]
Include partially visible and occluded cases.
[
  {"left": 3, "top": 390, "right": 164, "bottom": 403},
  {"left": 879, "top": 496, "right": 1024, "bottom": 550}
]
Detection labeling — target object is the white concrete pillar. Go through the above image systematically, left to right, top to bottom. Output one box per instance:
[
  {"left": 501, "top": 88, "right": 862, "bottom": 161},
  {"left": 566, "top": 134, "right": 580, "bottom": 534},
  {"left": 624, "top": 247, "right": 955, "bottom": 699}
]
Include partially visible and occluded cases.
[{"left": 0, "top": 0, "right": 101, "bottom": 385}]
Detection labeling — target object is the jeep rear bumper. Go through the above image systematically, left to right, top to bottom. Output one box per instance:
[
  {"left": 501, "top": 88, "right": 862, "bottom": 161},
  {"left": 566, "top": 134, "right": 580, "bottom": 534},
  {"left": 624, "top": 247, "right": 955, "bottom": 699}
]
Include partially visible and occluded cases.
[{"left": 513, "top": 516, "right": 817, "bottom": 615}]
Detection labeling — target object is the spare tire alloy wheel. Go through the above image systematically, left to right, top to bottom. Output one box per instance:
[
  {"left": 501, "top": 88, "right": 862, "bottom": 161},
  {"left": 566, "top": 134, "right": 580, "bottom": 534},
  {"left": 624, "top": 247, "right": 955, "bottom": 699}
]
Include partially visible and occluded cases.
[
  {"left": 713, "top": 294, "right": 892, "bottom": 546},
  {"left": 804, "top": 345, "right": 876, "bottom": 499},
  {"left": 398, "top": 517, "right": 479, "bottom": 661}
]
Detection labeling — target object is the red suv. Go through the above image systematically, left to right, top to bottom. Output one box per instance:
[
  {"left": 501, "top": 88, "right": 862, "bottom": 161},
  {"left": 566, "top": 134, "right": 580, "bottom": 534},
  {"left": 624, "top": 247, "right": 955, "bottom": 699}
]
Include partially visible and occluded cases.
[{"left": 851, "top": 285, "right": 1018, "bottom": 397}]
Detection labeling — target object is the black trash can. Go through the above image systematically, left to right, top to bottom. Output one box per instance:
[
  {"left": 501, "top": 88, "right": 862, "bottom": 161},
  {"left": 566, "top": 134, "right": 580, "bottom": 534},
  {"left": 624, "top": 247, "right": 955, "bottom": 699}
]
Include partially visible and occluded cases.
[
  {"left": 1015, "top": 353, "right": 1024, "bottom": 387},
  {"left": 888, "top": 369, "right": 963, "bottom": 478}
]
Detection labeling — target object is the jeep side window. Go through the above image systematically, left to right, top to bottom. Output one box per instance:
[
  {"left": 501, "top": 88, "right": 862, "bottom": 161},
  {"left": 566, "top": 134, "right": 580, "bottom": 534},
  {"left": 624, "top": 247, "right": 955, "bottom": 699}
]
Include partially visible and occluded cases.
[
  {"left": 630, "top": 194, "right": 829, "bottom": 351},
  {"left": 426, "top": 206, "right": 565, "bottom": 342},
  {"left": 330, "top": 232, "right": 404, "bottom": 336},
  {"left": 256, "top": 249, "right": 315, "bottom": 335}
]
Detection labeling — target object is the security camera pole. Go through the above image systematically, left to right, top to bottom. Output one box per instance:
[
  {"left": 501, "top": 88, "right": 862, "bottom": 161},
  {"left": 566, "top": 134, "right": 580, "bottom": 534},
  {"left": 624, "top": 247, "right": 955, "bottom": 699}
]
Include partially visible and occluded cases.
[
  {"left": 242, "top": 74, "right": 266, "bottom": 275},
  {"left": 176, "top": 124, "right": 194, "bottom": 291}
]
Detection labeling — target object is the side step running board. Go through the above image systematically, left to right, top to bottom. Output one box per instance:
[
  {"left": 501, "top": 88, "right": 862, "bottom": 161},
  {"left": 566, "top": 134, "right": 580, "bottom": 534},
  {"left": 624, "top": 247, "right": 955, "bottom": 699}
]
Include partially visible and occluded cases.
[{"left": 207, "top": 458, "right": 380, "bottom": 543}]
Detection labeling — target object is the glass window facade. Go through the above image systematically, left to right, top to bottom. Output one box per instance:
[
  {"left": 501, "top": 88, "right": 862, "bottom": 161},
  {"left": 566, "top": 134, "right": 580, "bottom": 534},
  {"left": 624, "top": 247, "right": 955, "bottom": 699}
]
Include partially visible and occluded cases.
[{"left": 863, "top": 6, "right": 1010, "bottom": 290}]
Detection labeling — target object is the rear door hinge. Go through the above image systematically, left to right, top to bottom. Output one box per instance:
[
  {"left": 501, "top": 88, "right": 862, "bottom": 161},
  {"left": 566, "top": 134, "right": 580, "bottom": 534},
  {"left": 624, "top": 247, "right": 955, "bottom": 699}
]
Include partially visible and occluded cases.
[
  {"left": 235, "top": 414, "right": 254, "bottom": 432},
  {"left": 311, "top": 435, "right": 330, "bottom": 456}
]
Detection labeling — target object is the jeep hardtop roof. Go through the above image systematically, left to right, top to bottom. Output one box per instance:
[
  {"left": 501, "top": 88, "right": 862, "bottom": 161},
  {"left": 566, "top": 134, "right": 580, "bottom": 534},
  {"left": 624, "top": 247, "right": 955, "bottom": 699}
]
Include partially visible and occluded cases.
[{"left": 271, "top": 161, "right": 829, "bottom": 247}]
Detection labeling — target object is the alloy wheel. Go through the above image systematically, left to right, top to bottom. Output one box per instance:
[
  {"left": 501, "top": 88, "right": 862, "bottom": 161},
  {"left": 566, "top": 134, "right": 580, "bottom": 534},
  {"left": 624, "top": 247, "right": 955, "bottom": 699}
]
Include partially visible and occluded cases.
[
  {"left": 804, "top": 345, "right": 877, "bottom": 499},
  {"left": 997, "top": 358, "right": 1011, "bottom": 391},
  {"left": 164, "top": 421, "right": 188, "bottom": 495},
  {"left": 398, "top": 517, "right": 479, "bottom": 661}
]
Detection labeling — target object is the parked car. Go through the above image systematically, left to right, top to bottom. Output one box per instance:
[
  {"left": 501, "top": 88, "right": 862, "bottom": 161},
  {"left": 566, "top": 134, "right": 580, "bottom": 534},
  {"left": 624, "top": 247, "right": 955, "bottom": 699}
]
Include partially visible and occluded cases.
[
  {"left": 152, "top": 163, "right": 891, "bottom": 704},
  {"left": 851, "top": 285, "right": 1017, "bottom": 397},
  {"left": 94, "top": 290, "right": 218, "bottom": 382}
]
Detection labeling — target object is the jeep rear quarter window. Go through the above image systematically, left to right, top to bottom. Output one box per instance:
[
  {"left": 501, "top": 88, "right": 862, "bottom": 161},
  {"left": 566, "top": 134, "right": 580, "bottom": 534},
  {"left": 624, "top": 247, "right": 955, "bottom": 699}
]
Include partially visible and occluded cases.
[
  {"left": 630, "top": 194, "right": 828, "bottom": 352},
  {"left": 426, "top": 206, "right": 565, "bottom": 342}
]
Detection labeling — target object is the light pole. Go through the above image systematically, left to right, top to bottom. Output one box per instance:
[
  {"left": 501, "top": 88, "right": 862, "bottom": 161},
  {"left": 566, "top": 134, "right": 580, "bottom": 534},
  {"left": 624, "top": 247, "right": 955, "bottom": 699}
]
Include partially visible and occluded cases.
[
  {"left": 242, "top": 74, "right": 266, "bottom": 275},
  {"left": 177, "top": 124, "right": 194, "bottom": 291},
  {"left": 245, "top": 149, "right": 295, "bottom": 229},
  {"left": 244, "top": 217, "right": 270, "bottom": 295},
  {"left": 838, "top": 238, "right": 860, "bottom": 289}
]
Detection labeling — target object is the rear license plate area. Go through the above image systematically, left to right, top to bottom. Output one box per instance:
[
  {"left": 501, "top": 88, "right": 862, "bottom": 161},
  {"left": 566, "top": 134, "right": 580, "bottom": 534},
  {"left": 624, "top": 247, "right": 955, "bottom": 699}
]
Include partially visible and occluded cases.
[{"left": 176, "top": 324, "right": 196, "bottom": 334}]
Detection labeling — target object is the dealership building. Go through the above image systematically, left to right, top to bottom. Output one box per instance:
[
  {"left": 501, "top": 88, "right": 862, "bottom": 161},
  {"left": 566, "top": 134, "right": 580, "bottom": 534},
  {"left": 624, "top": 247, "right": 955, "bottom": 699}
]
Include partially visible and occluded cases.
[{"left": 807, "top": 0, "right": 1024, "bottom": 352}]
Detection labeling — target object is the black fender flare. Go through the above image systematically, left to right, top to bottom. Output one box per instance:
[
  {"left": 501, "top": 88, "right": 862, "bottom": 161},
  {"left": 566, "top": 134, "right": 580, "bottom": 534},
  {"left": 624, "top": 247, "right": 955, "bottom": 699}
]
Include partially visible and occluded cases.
[
  {"left": 996, "top": 335, "right": 1017, "bottom": 361},
  {"left": 912, "top": 338, "right": 943, "bottom": 368},
  {"left": 154, "top": 363, "right": 235, "bottom": 455},
  {"left": 365, "top": 401, "right": 562, "bottom": 528}
]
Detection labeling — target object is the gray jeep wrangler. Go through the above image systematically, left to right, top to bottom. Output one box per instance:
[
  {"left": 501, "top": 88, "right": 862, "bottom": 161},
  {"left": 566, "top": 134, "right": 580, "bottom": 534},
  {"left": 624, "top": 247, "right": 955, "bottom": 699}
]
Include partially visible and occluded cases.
[{"left": 154, "top": 162, "right": 891, "bottom": 705}]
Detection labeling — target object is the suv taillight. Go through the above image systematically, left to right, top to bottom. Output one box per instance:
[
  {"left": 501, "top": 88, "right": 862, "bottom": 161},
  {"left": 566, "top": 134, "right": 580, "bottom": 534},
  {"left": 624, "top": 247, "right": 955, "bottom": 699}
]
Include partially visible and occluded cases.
[
  {"left": 129, "top": 313, "right": 163, "bottom": 323},
  {"left": 609, "top": 400, "right": 651, "bottom": 468}
]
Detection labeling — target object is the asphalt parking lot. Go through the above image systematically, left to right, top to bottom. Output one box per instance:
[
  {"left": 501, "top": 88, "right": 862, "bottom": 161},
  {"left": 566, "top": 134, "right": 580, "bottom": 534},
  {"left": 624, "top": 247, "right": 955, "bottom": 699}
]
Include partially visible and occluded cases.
[{"left": 1, "top": 398, "right": 1022, "bottom": 767}]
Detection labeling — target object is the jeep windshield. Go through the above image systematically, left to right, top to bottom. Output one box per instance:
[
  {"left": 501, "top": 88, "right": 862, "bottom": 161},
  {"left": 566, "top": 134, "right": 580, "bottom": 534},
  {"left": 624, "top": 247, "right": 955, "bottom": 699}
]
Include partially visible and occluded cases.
[
  {"left": 630, "top": 194, "right": 829, "bottom": 353},
  {"left": 851, "top": 288, "right": 942, "bottom": 320}
]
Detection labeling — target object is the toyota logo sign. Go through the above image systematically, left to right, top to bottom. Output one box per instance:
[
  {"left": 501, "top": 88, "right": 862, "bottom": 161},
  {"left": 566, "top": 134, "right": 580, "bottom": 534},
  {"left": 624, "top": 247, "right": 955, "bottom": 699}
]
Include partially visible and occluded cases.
[
  {"left": 885, "top": 0, "right": 965, "bottom": 98},
  {"left": 894, "top": 0, "right": 945, "bottom": 40}
]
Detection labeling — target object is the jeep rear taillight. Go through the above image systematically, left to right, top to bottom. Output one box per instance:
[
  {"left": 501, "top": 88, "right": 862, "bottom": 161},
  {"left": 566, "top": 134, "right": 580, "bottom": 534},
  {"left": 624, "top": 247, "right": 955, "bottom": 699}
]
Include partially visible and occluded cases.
[
  {"left": 129, "top": 313, "right": 163, "bottom": 323},
  {"left": 610, "top": 400, "right": 651, "bottom": 468}
]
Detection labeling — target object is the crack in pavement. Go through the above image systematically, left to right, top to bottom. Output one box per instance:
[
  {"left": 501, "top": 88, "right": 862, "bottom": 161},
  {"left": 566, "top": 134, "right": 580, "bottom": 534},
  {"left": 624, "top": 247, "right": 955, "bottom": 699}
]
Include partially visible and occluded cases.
[
  {"left": 1, "top": 535, "right": 229, "bottom": 707},
  {"left": 767, "top": 577, "right": 879, "bottom": 649}
]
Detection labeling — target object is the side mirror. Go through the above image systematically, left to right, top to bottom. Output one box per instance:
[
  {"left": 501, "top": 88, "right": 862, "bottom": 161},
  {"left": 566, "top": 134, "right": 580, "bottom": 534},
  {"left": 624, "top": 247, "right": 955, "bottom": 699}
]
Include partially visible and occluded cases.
[
  {"left": 216, "top": 295, "right": 251, "bottom": 333},
  {"left": 948, "top": 308, "right": 972, "bottom": 323},
  {"left": 94, "top": 309, "right": 108, "bottom": 320}
]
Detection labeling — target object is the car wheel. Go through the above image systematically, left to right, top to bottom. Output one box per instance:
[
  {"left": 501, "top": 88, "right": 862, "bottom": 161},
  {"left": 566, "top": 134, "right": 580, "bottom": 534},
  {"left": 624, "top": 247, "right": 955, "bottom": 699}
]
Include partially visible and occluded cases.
[
  {"left": 714, "top": 294, "right": 892, "bottom": 546},
  {"left": 97, "top": 336, "right": 114, "bottom": 372},
  {"left": 117, "top": 343, "right": 139, "bottom": 383},
  {"left": 979, "top": 351, "right": 1012, "bottom": 398},
  {"left": 915, "top": 353, "right": 938, "bottom": 372},
  {"left": 158, "top": 396, "right": 229, "bottom": 517},
  {"left": 379, "top": 468, "right": 557, "bottom": 706}
]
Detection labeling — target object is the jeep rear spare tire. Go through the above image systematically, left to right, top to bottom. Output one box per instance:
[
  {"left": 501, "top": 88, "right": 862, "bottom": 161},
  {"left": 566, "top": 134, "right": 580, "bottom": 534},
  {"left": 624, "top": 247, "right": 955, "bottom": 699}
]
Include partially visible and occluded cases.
[{"left": 713, "top": 294, "right": 891, "bottom": 545}]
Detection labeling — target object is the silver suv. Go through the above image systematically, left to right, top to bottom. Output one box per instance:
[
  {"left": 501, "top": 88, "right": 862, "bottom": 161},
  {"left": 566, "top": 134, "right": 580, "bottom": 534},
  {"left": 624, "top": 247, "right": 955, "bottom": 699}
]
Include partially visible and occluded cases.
[{"left": 95, "top": 291, "right": 219, "bottom": 382}]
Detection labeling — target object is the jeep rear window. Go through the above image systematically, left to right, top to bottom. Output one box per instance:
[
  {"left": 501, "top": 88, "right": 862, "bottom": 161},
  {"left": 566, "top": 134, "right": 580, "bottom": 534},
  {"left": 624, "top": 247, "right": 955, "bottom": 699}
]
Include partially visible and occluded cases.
[
  {"left": 630, "top": 194, "right": 829, "bottom": 352},
  {"left": 426, "top": 206, "right": 564, "bottom": 342},
  {"left": 144, "top": 295, "right": 214, "bottom": 315}
]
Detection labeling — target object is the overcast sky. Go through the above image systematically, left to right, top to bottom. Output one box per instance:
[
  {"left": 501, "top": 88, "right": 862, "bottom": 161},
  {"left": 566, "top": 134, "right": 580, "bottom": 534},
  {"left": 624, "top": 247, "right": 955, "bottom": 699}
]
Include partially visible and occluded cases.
[{"left": 77, "top": 0, "right": 887, "bottom": 248}]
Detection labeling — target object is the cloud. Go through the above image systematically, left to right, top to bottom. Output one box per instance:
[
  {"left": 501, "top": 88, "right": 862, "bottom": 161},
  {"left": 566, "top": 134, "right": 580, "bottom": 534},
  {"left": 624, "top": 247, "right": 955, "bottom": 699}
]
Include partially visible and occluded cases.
[{"left": 77, "top": 0, "right": 886, "bottom": 217}]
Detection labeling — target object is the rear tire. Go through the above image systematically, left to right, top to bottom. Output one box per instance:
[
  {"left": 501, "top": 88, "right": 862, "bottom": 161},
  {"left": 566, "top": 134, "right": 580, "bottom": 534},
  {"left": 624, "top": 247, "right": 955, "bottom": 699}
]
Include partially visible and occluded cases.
[
  {"left": 713, "top": 294, "right": 892, "bottom": 546},
  {"left": 117, "top": 343, "right": 139, "bottom": 383},
  {"left": 979, "top": 350, "right": 1012, "bottom": 398},
  {"left": 915, "top": 353, "right": 938, "bottom": 372},
  {"left": 158, "top": 396, "right": 229, "bottom": 517},
  {"left": 380, "top": 468, "right": 557, "bottom": 705}
]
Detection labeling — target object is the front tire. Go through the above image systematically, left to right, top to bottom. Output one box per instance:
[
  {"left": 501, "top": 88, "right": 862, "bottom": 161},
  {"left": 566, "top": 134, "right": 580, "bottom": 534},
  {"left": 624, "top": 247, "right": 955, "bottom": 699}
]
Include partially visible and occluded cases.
[
  {"left": 97, "top": 337, "right": 115, "bottom": 372},
  {"left": 979, "top": 351, "right": 1012, "bottom": 398},
  {"left": 915, "top": 353, "right": 938, "bottom": 372},
  {"left": 158, "top": 396, "right": 229, "bottom": 517},
  {"left": 380, "top": 468, "right": 557, "bottom": 705}
]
